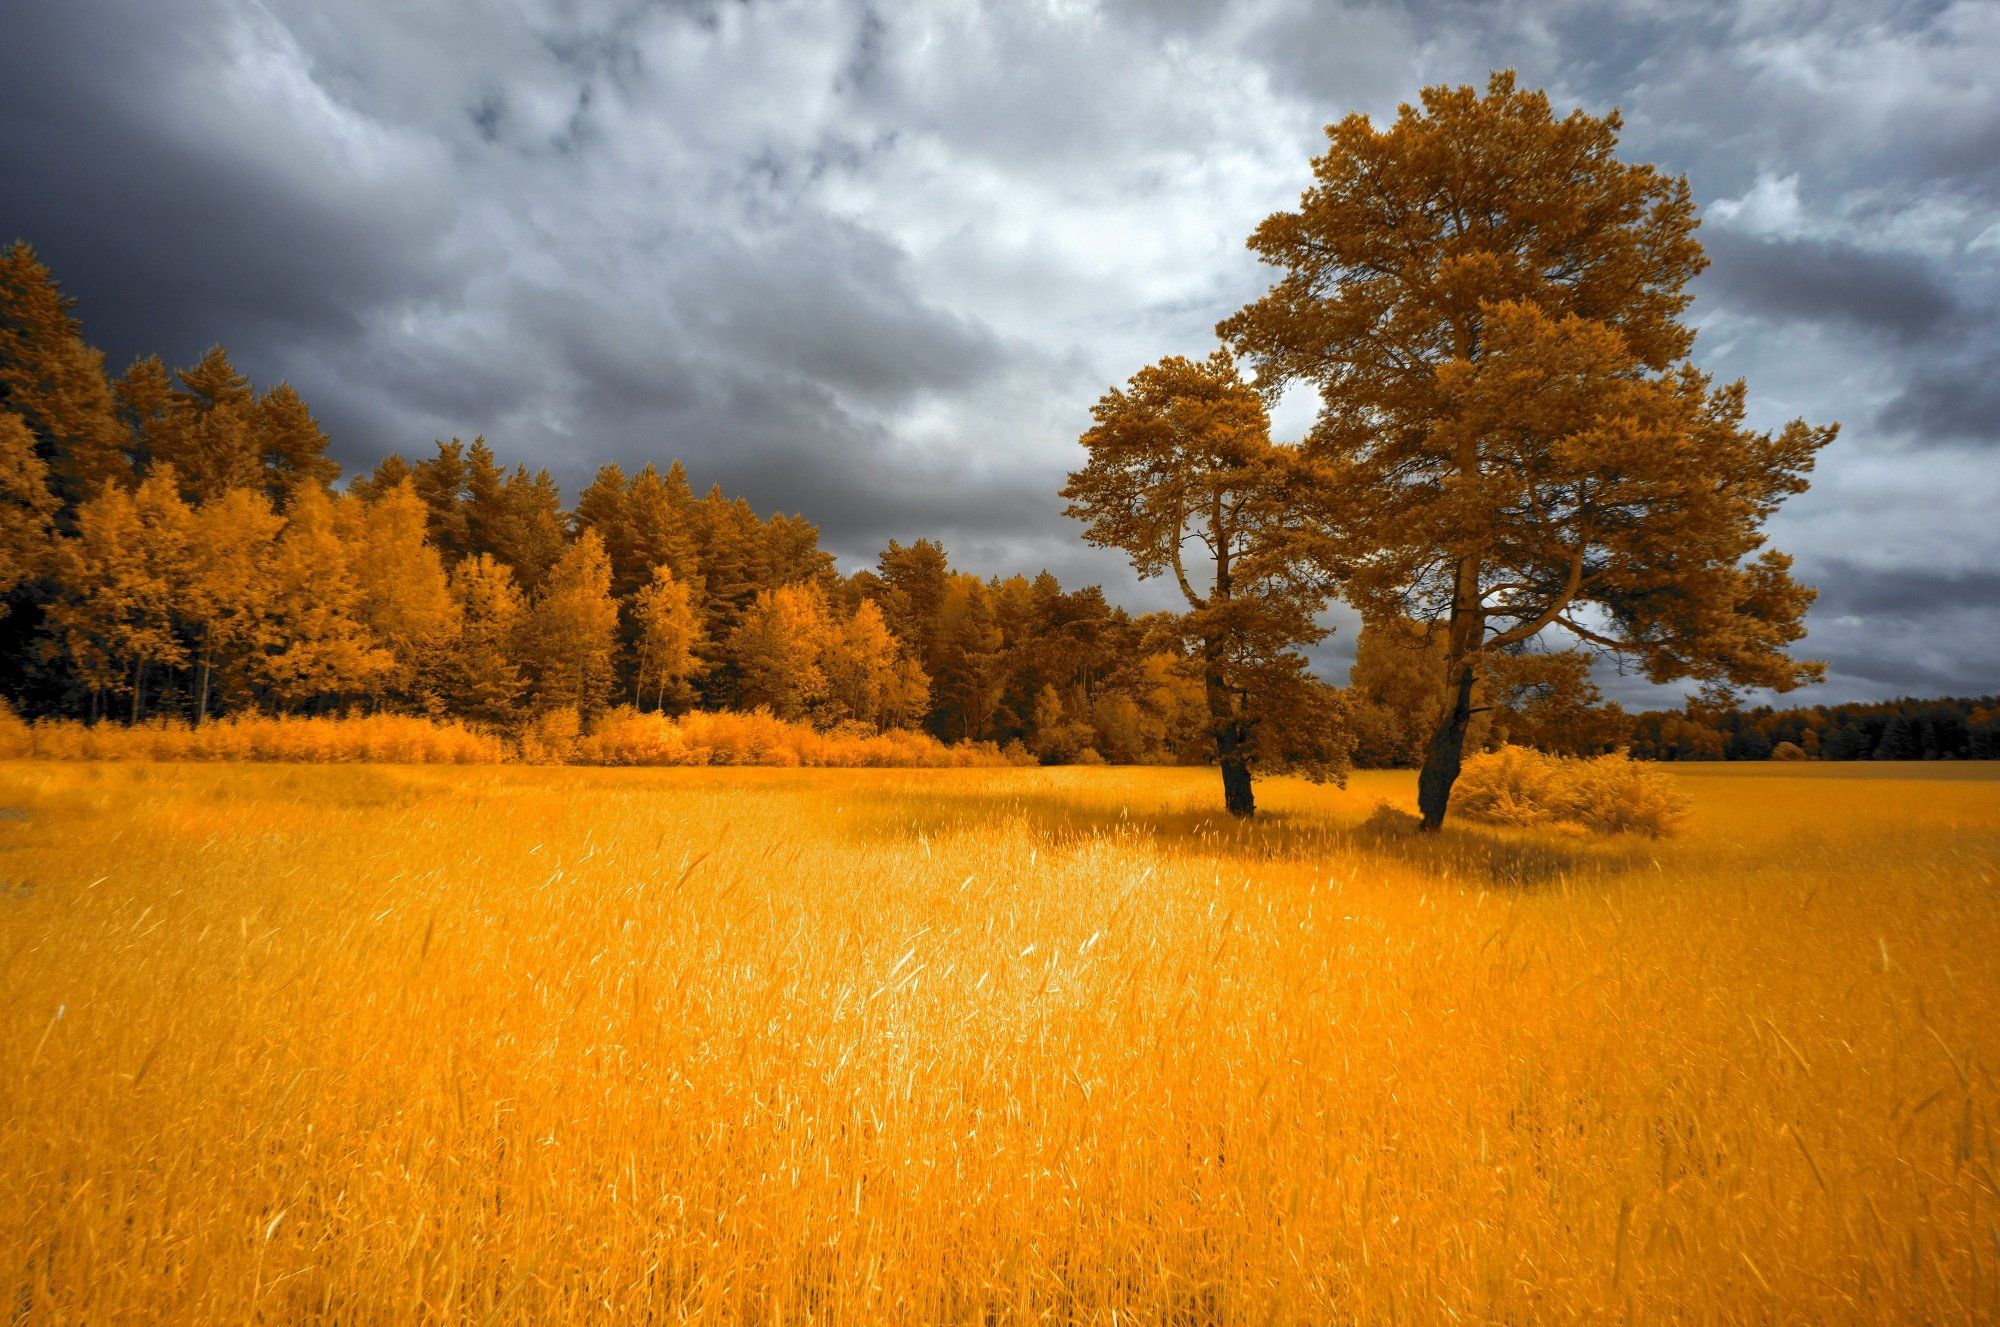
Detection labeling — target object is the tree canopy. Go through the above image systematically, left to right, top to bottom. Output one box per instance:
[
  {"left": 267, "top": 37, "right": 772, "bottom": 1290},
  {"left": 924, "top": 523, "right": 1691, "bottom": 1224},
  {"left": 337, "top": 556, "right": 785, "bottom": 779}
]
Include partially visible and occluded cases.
[
  {"left": 1223, "top": 72, "right": 1834, "bottom": 826},
  {"left": 1063, "top": 351, "right": 1346, "bottom": 815}
]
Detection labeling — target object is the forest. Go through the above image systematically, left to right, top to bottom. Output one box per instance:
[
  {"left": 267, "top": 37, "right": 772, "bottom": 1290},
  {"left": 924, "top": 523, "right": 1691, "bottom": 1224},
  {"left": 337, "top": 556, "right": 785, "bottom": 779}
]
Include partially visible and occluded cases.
[
  {"left": 0, "top": 241, "right": 1206, "bottom": 761},
  {"left": 4, "top": 241, "right": 1992, "bottom": 770}
]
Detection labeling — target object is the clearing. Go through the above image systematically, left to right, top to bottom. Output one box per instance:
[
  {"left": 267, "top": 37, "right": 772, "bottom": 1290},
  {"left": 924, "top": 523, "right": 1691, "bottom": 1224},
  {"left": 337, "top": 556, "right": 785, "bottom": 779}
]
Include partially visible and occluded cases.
[{"left": 2, "top": 761, "right": 1996, "bottom": 1323}]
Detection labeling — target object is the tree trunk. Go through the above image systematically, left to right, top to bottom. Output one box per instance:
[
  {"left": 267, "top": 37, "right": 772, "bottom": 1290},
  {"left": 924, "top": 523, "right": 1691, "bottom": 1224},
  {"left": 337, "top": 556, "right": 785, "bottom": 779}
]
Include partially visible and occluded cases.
[
  {"left": 1418, "top": 550, "right": 1487, "bottom": 831},
  {"left": 1204, "top": 642, "right": 1255, "bottom": 818},
  {"left": 194, "top": 651, "right": 212, "bottom": 725},
  {"left": 1417, "top": 659, "right": 1477, "bottom": 830},
  {"left": 130, "top": 660, "right": 145, "bottom": 724},
  {"left": 1219, "top": 742, "right": 1255, "bottom": 818}
]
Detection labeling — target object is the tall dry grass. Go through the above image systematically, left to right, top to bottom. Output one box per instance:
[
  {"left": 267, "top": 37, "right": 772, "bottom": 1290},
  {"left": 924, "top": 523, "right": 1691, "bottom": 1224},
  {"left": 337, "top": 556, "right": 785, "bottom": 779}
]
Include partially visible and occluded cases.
[
  {"left": 0, "top": 704, "right": 1016, "bottom": 769},
  {"left": 0, "top": 760, "right": 1995, "bottom": 1323}
]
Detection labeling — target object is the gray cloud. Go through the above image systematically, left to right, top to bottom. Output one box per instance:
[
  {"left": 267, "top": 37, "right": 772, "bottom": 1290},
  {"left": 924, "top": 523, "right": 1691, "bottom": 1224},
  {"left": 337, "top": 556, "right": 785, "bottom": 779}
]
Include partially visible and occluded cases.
[
  {"left": 4, "top": 0, "right": 1998, "bottom": 708},
  {"left": 1698, "top": 229, "right": 1962, "bottom": 341},
  {"left": 1877, "top": 350, "right": 2000, "bottom": 446},
  {"left": 1811, "top": 560, "right": 2000, "bottom": 621}
]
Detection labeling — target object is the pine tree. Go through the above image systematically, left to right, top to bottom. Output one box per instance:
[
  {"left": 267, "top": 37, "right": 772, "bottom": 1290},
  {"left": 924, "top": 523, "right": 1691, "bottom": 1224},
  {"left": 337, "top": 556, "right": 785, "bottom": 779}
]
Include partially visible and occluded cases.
[
  {"left": 1222, "top": 72, "right": 1830, "bottom": 826},
  {"left": 0, "top": 242, "right": 129, "bottom": 509},
  {"left": 157, "top": 347, "right": 261, "bottom": 502},
  {"left": 1063, "top": 352, "right": 1343, "bottom": 815},
  {"left": 114, "top": 356, "right": 179, "bottom": 474},
  {"left": 254, "top": 383, "right": 339, "bottom": 500},
  {"left": 0, "top": 412, "right": 57, "bottom": 607},
  {"left": 411, "top": 439, "right": 473, "bottom": 561},
  {"left": 348, "top": 453, "right": 415, "bottom": 504},
  {"left": 472, "top": 455, "right": 566, "bottom": 594},
  {"left": 572, "top": 462, "right": 630, "bottom": 575},
  {"left": 620, "top": 463, "right": 700, "bottom": 592},
  {"left": 47, "top": 468, "right": 191, "bottom": 719},
  {"left": 343, "top": 480, "right": 460, "bottom": 709},
  {"left": 182, "top": 486, "right": 283, "bottom": 720},
  {"left": 259, "top": 487, "right": 391, "bottom": 710},
  {"left": 761, "top": 512, "right": 836, "bottom": 590},
  {"left": 516, "top": 529, "right": 618, "bottom": 717},
  {"left": 873, "top": 538, "right": 951, "bottom": 674},
  {"left": 447, "top": 554, "right": 528, "bottom": 725},
  {"left": 631, "top": 564, "right": 704, "bottom": 712},
  {"left": 935, "top": 575, "right": 1007, "bottom": 743},
  {"left": 728, "top": 582, "right": 832, "bottom": 722},
  {"left": 1874, "top": 714, "right": 1921, "bottom": 761}
]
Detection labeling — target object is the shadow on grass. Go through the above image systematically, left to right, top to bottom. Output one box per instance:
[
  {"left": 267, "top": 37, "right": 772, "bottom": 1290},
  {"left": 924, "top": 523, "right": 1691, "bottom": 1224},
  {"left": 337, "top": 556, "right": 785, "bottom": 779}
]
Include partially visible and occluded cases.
[{"left": 856, "top": 782, "right": 1654, "bottom": 889}]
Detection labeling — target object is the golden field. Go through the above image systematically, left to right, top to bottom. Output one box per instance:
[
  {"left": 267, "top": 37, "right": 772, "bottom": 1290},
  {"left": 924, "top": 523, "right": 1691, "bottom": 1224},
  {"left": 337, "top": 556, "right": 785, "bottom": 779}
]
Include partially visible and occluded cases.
[{"left": 1, "top": 761, "right": 1996, "bottom": 1324}]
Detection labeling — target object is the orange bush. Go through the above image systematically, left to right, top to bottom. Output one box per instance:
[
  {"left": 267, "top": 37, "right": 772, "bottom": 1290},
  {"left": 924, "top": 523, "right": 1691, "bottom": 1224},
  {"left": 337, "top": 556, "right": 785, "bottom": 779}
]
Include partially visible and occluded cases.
[
  {"left": 0, "top": 704, "right": 1021, "bottom": 770},
  {"left": 574, "top": 706, "right": 1021, "bottom": 769},
  {"left": 4, "top": 709, "right": 507, "bottom": 764},
  {"left": 1452, "top": 744, "right": 1690, "bottom": 837}
]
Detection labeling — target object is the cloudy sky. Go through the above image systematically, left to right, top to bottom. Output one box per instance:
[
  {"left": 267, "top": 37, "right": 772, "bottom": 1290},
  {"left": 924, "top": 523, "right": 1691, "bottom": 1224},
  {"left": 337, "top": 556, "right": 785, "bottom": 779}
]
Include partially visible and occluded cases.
[{"left": 4, "top": 0, "right": 1995, "bottom": 705}]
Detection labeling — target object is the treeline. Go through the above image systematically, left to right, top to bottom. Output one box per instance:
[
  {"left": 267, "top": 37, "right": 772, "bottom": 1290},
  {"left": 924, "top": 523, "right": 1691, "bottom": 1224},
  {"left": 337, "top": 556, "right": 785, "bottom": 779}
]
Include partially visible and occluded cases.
[
  {"left": 6, "top": 242, "right": 1991, "bottom": 768},
  {"left": 0, "top": 243, "right": 1210, "bottom": 761},
  {"left": 1342, "top": 616, "right": 2000, "bottom": 765},
  {"left": 1629, "top": 696, "right": 2000, "bottom": 762}
]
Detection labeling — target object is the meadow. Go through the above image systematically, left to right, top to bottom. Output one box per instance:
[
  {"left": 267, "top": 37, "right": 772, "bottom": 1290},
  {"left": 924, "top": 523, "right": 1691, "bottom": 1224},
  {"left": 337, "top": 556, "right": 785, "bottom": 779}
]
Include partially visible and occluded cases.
[{"left": 1, "top": 760, "right": 1996, "bottom": 1324}]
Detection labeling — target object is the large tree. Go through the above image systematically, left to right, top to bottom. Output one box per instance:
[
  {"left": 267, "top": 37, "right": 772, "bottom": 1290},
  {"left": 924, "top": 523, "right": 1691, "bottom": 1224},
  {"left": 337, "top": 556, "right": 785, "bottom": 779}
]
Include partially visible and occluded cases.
[
  {"left": 1222, "top": 73, "right": 1833, "bottom": 828},
  {"left": 0, "top": 243, "right": 128, "bottom": 510},
  {"left": 1062, "top": 351, "right": 1345, "bottom": 816},
  {"left": 0, "top": 412, "right": 57, "bottom": 606},
  {"left": 47, "top": 468, "right": 191, "bottom": 720},
  {"left": 343, "top": 480, "right": 460, "bottom": 711},
  {"left": 182, "top": 486, "right": 283, "bottom": 720},
  {"left": 259, "top": 488, "right": 391, "bottom": 710},
  {"left": 515, "top": 528, "right": 619, "bottom": 718},
  {"left": 446, "top": 553, "right": 528, "bottom": 726},
  {"left": 631, "top": 564, "right": 705, "bottom": 713}
]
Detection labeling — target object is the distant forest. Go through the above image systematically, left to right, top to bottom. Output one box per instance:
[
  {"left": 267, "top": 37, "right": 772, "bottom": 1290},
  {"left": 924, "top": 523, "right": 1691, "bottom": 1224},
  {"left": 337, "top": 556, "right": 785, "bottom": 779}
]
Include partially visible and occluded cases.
[
  {"left": 2, "top": 243, "right": 1991, "bottom": 763},
  {"left": 1627, "top": 696, "right": 2000, "bottom": 763}
]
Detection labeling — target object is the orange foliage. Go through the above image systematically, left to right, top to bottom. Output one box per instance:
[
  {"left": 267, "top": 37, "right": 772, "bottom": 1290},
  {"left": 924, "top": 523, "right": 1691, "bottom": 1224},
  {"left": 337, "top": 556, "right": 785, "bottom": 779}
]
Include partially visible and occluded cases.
[
  {"left": 0, "top": 701, "right": 1018, "bottom": 769},
  {"left": 1, "top": 706, "right": 503, "bottom": 764},
  {"left": 573, "top": 706, "right": 1021, "bottom": 768},
  {"left": 1452, "top": 744, "right": 1690, "bottom": 837}
]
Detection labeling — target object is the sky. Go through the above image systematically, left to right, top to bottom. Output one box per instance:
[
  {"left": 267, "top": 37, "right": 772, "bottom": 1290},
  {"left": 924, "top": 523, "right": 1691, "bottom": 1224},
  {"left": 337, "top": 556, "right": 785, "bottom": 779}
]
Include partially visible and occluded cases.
[{"left": 3, "top": 0, "right": 1995, "bottom": 707}]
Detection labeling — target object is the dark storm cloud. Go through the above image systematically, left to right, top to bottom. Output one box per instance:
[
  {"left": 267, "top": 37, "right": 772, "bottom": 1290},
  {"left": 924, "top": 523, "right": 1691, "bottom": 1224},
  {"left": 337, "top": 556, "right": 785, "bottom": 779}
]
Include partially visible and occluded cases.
[
  {"left": 3, "top": 0, "right": 1997, "bottom": 706},
  {"left": 0, "top": 2, "right": 461, "bottom": 377},
  {"left": 1698, "top": 229, "right": 1962, "bottom": 342},
  {"left": 1877, "top": 349, "right": 2000, "bottom": 446},
  {"left": 1809, "top": 559, "right": 2000, "bottom": 622}
]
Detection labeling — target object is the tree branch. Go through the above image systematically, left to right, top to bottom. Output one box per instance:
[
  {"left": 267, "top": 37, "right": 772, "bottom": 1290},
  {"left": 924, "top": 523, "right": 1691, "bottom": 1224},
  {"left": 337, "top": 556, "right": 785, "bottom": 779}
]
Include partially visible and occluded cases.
[{"left": 1485, "top": 542, "right": 1585, "bottom": 649}]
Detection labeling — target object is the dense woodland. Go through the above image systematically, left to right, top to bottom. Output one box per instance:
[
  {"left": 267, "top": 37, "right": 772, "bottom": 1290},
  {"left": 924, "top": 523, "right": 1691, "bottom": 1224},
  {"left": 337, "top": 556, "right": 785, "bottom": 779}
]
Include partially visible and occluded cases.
[
  {"left": 1, "top": 242, "right": 1990, "bottom": 765},
  {"left": 0, "top": 243, "right": 1224, "bottom": 763}
]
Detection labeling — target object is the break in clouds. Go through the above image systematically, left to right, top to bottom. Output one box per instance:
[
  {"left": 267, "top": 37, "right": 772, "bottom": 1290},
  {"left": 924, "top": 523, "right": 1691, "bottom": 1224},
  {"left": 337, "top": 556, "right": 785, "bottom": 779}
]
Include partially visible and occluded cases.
[{"left": 3, "top": 0, "right": 1995, "bottom": 705}]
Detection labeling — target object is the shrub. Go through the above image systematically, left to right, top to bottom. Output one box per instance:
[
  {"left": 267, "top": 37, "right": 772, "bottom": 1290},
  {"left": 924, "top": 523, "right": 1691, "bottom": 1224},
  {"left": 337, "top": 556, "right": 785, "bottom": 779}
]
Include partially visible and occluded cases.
[
  {"left": 0, "top": 700, "right": 30, "bottom": 759},
  {"left": 0, "top": 704, "right": 1020, "bottom": 770},
  {"left": 571, "top": 707, "right": 1017, "bottom": 769},
  {"left": 518, "top": 708, "right": 583, "bottom": 764},
  {"left": 2, "top": 711, "right": 509, "bottom": 764},
  {"left": 1769, "top": 740, "right": 1808, "bottom": 761},
  {"left": 1453, "top": 745, "right": 1689, "bottom": 838},
  {"left": 1359, "top": 801, "right": 1423, "bottom": 836}
]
